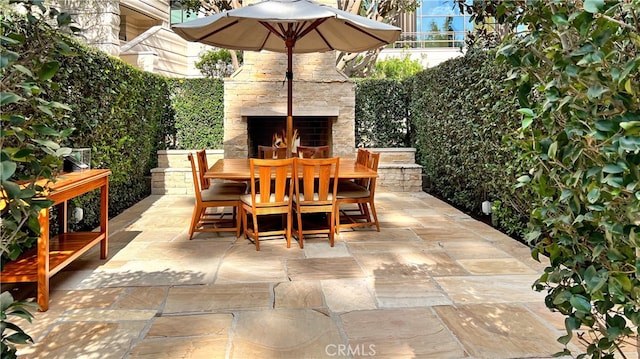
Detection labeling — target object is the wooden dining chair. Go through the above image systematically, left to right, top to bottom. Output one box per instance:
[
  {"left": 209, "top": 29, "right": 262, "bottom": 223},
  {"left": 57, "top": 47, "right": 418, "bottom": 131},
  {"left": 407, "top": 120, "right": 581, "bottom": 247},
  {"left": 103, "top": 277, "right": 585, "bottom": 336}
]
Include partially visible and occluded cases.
[
  {"left": 258, "top": 145, "right": 288, "bottom": 159},
  {"left": 296, "top": 145, "right": 329, "bottom": 159},
  {"left": 337, "top": 148, "right": 370, "bottom": 216},
  {"left": 195, "top": 149, "right": 210, "bottom": 190},
  {"left": 335, "top": 152, "right": 380, "bottom": 232},
  {"left": 187, "top": 153, "right": 247, "bottom": 239},
  {"left": 292, "top": 157, "right": 339, "bottom": 248},
  {"left": 240, "top": 158, "right": 294, "bottom": 250}
]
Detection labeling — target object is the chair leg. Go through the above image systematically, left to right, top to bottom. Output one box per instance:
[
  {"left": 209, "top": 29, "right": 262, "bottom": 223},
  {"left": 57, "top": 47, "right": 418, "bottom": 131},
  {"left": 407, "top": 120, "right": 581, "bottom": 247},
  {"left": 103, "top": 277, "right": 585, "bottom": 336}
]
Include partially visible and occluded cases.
[
  {"left": 368, "top": 201, "right": 380, "bottom": 232},
  {"left": 188, "top": 204, "right": 202, "bottom": 240},
  {"left": 235, "top": 204, "right": 242, "bottom": 238},
  {"left": 334, "top": 204, "right": 341, "bottom": 234},
  {"left": 241, "top": 206, "right": 249, "bottom": 240},
  {"left": 295, "top": 208, "right": 303, "bottom": 249},
  {"left": 329, "top": 209, "right": 335, "bottom": 247},
  {"left": 286, "top": 210, "right": 292, "bottom": 249},
  {"left": 252, "top": 212, "right": 260, "bottom": 251}
]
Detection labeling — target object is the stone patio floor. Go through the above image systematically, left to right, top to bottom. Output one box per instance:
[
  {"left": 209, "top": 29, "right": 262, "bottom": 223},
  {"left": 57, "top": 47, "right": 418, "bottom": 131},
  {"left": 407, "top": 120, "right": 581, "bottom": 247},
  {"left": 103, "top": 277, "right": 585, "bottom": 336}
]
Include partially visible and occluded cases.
[{"left": 10, "top": 188, "right": 630, "bottom": 358}]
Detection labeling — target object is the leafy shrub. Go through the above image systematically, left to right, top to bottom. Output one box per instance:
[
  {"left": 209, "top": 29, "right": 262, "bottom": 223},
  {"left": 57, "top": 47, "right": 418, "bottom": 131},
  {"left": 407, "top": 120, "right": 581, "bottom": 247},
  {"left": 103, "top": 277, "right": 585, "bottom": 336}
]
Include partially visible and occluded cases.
[
  {"left": 492, "top": 1, "right": 640, "bottom": 356},
  {"left": 50, "top": 44, "right": 171, "bottom": 225},
  {"left": 195, "top": 48, "right": 243, "bottom": 78},
  {"left": 410, "top": 49, "right": 526, "bottom": 230},
  {"left": 371, "top": 53, "right": 424, "bottom": 80},
  {"left": 168, "top": 78, "right": 224, "bottom": 150},
  {"left": 354, "top": 78, "right": 411, "bottom": 148}
]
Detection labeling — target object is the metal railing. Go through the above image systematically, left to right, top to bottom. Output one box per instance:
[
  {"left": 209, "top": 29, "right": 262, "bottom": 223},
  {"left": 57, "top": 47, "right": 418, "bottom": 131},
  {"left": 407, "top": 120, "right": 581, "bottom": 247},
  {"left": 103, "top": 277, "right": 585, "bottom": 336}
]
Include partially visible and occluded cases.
[{"left": 389, "top": 31, "right": 468, "bottom": 49}]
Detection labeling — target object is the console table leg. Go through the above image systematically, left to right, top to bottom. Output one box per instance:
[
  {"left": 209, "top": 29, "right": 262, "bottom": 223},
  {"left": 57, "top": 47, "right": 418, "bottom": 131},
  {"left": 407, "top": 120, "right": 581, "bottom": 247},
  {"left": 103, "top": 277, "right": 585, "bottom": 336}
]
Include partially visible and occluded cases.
[
  {"left": 99, "top": 180, "right": 109, "bottom": 259},
  {"left": 37, "top": 208, "right": 50, "bottom": 312}
]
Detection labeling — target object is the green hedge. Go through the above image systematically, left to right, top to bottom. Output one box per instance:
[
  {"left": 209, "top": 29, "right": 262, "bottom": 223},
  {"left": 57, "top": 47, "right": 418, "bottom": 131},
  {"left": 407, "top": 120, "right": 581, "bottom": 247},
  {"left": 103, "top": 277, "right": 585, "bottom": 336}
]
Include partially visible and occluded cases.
[
  {"left": 47, "top": 43, "right": 171, "bottom": 231},
  {"left": 409, "top": 50, "right": 529, "bottom": 236},
  {"left": 168, "top": 78, "right": 224, "bottom": 150},
  {"left": 354, "top": 78, "right": 411, "bottom": 147}
]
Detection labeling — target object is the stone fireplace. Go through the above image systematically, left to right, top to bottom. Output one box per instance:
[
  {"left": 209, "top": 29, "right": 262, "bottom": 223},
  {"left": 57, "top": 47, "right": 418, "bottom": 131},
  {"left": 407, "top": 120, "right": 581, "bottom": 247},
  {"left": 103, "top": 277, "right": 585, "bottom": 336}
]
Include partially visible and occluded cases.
[
  {"left": 151, "top": 41, "right": 424, "bottom": 194},
  {"left": 223, "top": 51, "right": 355, "bottom": 159}
]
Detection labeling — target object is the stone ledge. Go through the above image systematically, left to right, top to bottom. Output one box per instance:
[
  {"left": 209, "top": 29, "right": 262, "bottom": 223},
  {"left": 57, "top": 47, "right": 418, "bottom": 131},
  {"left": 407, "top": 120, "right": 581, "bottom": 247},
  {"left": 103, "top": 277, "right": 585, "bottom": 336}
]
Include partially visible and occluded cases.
[{"left": 151, "top": 148, "right": 424, "bottom": 194}]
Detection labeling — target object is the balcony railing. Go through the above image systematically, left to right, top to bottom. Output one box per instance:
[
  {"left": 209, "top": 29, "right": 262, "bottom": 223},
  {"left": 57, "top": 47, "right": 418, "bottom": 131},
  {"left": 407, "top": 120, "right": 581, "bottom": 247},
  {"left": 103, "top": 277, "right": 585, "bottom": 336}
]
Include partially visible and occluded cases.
[{"left": 390, "top": 31, "right": 468, "bottom": 49}]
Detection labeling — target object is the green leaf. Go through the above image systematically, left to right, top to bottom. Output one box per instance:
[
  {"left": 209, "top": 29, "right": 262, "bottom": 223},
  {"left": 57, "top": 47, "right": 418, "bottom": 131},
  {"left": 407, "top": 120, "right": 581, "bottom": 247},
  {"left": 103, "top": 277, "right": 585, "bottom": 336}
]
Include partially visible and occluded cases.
[
  {"left": 584, "top": 0, "right": 605, "bottom": 13},
  {"left": 551, "top": 13, "right": 569, "bottom": 26},
  {"left": 0, "top": 50, "right": 19, "bottom": 68},
  {"left": 37, "top": 61, "right": 59, "bottom": 81},
  {"left": 13, "top": 64, "right": 33, "bottom": 77},
  {"left": 587, "top": 84, "right": 609, "bottom": 99},
  {"left": 0, "top": 92, "right": 23, "bottom": 106},
  {"left": 37, "top": 105, "right": 54, "bottom": 117},
  {"left": 517, "top": 108, "right": 535, "bottom": 117},
  {"left": 521, "top": 117, "right": 533, "bottom": 130},
  {"left": 620, "top": 121, "right": 640, "bottom": 130},
  {"left": 33, "top": 125, "right": 60, "bottom": 136},
  {"left": 33, "top": 139, "right": 60, "bottom": 149},
  {"left": 548, "top": 141, "right": 558, "bottom": 159},
  {"left": 13, "top": 148, "right": 33, "bottom": 159},
  {"left": 1, "top": 161, "right": 17, "bottom": 181},
  {"left": 603, "top": 164, "right": 624, "bottom": 174},
  {"left": 1, "top": 180, "right": 22, "bottom": 199},
  {"left": 587, "top": 188, "right": 600, "bottom": 203},
  {"left": 584, "top": 266, "right": 607, "bottom": 293},
  {"left": 1, "top": 291, "right": 18, "bottom": 311},
  {"left": 570, "top": 294, "right": 592, "bottom": 313}
]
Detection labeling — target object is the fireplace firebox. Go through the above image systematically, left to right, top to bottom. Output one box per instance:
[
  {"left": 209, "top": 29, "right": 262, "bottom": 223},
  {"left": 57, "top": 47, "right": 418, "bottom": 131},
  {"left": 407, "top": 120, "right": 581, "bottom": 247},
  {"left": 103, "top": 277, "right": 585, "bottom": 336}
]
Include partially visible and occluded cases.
[{"left": 247, "top": 116, "right": 332, "bottom": 158}]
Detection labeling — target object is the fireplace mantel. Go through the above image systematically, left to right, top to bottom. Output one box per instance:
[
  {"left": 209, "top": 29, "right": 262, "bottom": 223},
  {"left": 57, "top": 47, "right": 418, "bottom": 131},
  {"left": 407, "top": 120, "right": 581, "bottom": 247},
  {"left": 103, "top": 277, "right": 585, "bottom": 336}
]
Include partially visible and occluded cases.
[{"left": 240, "top": 106, "right": 339, "bottom": 117}]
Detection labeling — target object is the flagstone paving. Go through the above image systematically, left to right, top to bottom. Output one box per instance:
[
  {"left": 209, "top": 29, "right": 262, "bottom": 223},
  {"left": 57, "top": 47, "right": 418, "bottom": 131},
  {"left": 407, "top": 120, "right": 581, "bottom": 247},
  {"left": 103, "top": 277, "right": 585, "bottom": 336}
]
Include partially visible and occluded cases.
[{"left": 10, "top": 189, "right": 615, "bottom": 358}]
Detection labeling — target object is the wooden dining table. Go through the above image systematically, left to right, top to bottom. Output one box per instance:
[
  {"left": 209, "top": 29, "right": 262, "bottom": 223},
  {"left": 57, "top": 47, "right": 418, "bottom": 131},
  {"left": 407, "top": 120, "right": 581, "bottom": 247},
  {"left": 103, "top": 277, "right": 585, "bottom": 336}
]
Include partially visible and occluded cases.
[{"left": 204, "top": 158, "right": 377, "bottom": 181}]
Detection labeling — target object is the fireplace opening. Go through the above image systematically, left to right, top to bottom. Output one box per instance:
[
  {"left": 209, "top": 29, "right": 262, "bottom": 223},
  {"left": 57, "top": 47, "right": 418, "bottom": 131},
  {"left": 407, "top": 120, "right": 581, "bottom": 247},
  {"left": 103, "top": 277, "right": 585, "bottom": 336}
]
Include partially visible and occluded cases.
[{"left": 247, "top": 116, "right": 332, "bottom": 158}]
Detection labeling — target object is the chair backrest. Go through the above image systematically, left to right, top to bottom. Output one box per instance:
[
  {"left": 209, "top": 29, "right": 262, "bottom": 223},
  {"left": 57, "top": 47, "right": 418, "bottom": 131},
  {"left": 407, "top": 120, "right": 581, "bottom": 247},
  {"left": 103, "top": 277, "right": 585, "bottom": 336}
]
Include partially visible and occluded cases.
[
  {"left": 258, "top": 145, "right": 288, "bottom": 159},
  {"left": 296, "top": 145, "right": 329, "bottom": 159},
  {"left": 354, "top": 148, "right": 371, "bottom": 187},
  {"left": 356, "top": 148, "right": 370, "bottom": 165},
  {"left": 195, "top": 149, "right": 209, "bottom": 189},
  {"left": 363, "top": 152, "right": 380, "bottom": 193},
  {"left": 187, "top": 153, "right": 203, "bottom": 202},
  {"left": 294, "top": 157, "right": 339, "bottom": 205},
  {"left": 248, "top": 158, "right": 294, "bottom": 207}
]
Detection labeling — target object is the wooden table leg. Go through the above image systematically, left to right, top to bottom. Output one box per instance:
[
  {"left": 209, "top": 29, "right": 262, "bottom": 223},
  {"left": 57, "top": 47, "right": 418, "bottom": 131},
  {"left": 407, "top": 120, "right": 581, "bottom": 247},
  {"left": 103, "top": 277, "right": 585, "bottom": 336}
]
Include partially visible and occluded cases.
[
  {"left": 99, "top": 179, "right": 108, "bottom": 259},
  {"left": 37, "top": 208, "right": 50, "bottom": 312}
]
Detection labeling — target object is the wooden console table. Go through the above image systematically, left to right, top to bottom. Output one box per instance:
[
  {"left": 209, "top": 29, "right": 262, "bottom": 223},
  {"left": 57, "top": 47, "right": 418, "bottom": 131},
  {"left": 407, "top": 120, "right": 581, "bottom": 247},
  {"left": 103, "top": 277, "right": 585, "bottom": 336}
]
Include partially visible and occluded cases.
[{"left": 1, "top": 169, "right": 111, "bottom": 311}]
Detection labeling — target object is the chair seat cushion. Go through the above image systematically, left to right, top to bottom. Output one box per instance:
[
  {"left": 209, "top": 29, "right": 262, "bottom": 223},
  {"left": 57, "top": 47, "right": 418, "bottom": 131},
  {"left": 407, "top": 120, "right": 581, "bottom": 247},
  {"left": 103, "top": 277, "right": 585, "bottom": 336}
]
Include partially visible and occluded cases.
[
  {"left": 336, "top": 181, "right": 369, "bottom": 198},
  {"left": 202, "top": 183, "right": 247, "bottom": 201},
  {"left": 240, "top": 193, "right": 290, "bottom": 205},
  {"left": 295, "top": 193, "right": 334, "bottom": 201}
]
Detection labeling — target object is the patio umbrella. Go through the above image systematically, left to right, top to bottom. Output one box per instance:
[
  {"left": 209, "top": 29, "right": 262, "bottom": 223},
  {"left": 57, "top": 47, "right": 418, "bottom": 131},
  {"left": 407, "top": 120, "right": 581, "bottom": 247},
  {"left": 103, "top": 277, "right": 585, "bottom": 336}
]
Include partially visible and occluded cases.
[{"left": 172, "top": 0, "right": 401, "bottom": 156}]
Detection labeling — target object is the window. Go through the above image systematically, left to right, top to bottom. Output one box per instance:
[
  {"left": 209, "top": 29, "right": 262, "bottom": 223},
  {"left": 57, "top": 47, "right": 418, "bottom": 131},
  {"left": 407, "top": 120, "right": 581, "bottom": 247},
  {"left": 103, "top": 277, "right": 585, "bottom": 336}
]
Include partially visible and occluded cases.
[
  {"left": 170, "top": 0, "right": 199, "bottom": 25},
  {"left": 396, "top": 0, "right": 473, "bottom": 48}
]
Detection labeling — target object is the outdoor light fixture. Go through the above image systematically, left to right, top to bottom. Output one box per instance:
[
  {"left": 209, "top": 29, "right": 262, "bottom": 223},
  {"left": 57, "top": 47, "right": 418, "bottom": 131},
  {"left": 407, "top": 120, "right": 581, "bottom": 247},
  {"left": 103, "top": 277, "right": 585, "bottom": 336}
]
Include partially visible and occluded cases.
[{"left": 481, "top": 200, "right": 492, "bottom": 215}]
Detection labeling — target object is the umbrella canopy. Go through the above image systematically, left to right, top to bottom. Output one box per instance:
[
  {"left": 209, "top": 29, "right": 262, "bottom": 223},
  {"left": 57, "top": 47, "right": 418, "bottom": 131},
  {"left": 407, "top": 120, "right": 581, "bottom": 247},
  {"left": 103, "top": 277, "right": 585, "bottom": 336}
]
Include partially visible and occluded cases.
[{"left": 172, "top": 0, "right": 401, "bottom": 156}]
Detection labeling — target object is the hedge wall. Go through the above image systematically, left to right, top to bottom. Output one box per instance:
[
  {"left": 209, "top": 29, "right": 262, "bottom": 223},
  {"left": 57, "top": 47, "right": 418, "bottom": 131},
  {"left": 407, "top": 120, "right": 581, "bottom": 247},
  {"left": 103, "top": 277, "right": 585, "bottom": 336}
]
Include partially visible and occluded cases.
[
  {"left": 48, "top": 43, "right": 172, "bottom": 231},
  {"left": 409, "top": 49, "right": 530, "bottom": 235},
  {"left": 168, "top": 78, "right": 224, "bottom": 150},
  {"left": 354, "top": 78, "right": 411, "bottom": 148}
]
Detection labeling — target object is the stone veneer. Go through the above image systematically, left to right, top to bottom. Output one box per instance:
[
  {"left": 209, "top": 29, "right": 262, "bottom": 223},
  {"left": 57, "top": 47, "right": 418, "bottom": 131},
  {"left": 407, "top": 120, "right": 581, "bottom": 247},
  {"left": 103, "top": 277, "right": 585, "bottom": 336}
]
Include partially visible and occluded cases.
[
  {"left": 223, "top": 50, "right": 355, "bottom": 159},
  {"left": 150, "top": 148, "right": 422, "bottom": 195}
]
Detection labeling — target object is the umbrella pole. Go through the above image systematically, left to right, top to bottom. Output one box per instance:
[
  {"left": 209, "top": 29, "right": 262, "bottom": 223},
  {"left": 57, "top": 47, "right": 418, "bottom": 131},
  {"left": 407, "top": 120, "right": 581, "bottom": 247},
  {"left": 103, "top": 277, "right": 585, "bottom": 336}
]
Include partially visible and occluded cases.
[{"left": 286, "top": 38, "right": 294, "bottom": 158}]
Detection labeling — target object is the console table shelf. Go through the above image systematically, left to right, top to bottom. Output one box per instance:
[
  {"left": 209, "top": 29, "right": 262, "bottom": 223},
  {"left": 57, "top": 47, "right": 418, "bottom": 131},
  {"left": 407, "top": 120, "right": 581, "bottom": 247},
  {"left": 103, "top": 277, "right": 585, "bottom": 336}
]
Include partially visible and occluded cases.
[{"left": 1, "top": 169, "right": 111, "bottom": 311}]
